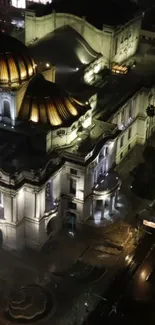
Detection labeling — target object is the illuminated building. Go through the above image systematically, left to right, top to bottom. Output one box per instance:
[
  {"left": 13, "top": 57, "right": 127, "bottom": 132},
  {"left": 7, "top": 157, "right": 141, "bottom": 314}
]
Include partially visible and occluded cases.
[
  {"left": 25, "top": 1, "right": 142, "bottom": 71},
  {"left": 0, "top": 33, "right": 121, "bottom": 251}
]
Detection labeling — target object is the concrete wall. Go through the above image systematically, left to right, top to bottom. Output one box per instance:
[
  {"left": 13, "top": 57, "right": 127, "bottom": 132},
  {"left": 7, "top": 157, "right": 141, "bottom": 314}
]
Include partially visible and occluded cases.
[{"left": 112, "top": 17, "right": 142, "bottom": 64}]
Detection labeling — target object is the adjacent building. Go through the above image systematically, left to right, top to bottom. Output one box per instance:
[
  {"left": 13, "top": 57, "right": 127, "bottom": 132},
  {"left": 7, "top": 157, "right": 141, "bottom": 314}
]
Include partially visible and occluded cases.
[{"left": 0, "top": 2, "right": 155, "bottom": 252}]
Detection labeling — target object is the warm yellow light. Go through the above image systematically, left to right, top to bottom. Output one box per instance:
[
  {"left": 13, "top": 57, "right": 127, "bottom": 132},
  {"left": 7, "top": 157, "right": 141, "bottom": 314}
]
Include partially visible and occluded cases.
[
  {"left": 46, "top": 63, "right": 50, "bottom": 68},
  {"left": 28, "top": 67, "right": 33, "bottom": 76},
  {"left": 21, "top": 72, "right": 26, "bottom": 79},
  {"left": 64, "top": 98, "right": 78, "bottom": 116},
  {"left": 30, "top": 101, "right": 39, "bottom": 123},
  {"left": 30, "top": 116, "right": 38, "bottom": 123},
  {"left": 143, "top": 220, "right": 155, "bottom": 229},
  {"left": 140, "top": 269, "right": 147, "bottom": 281}
]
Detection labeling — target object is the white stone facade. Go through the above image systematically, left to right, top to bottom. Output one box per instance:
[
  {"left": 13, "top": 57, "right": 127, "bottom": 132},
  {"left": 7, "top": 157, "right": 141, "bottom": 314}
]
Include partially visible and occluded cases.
[
  {"left": 1, "top": 71, "right": 155, "bottom": 252},
  {"left": 108, "top": 86, "right": 155, "bottom": 164},
  {"left": 0, "top": 136, "right": 117, "bottom": 251}
]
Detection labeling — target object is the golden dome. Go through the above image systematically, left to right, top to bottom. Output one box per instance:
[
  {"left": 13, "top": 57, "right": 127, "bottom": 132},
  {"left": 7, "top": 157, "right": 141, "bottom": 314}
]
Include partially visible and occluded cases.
[
  {"left": 0, "top": 34, "right": 36, "bottom": 87},
  {"left": 18, "top": 74, "right": 88, "bottom": 127}
]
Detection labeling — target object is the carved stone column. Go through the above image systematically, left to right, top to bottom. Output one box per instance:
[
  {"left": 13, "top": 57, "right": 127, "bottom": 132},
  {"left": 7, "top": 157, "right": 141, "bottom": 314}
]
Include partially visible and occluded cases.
[{"left": 101, "top": 200, "right": 105, "bottom": 220}]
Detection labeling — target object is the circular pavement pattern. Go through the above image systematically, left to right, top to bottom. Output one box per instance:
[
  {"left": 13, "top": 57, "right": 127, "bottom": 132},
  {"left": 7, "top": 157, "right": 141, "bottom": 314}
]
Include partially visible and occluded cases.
[{"left": 4, "top": 285, "right": 53, "bottom": 323}]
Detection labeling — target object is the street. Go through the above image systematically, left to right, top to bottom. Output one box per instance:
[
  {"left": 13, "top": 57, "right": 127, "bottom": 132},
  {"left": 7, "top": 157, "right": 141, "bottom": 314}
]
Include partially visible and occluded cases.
[{"left": 84, "top": 231, "right": 155, "bottom": 325}]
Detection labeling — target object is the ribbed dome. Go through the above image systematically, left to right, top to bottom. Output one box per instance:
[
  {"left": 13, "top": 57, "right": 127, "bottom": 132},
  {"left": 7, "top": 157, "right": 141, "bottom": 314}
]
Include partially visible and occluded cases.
[
  {"left": 0, "top": 33, "right": 36, "bottom": 87},
  {"left": 18, "top": 74, "right": 88, "bottom": 127}
]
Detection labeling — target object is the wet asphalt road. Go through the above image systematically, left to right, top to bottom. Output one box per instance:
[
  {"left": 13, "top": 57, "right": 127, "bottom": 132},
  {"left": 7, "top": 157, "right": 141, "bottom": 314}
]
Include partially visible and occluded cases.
[{"left": 84, "top": 230, "right": 155, "bottom": 325}]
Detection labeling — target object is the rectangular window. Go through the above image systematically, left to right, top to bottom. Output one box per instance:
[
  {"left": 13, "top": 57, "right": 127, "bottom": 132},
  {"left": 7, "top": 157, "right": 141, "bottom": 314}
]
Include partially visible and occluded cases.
[
  {"left": 125, "top": 31, "right": 128, "bottom": 40},
  {"left": 115, "top": 38, "right": 118, "bottom": 55},
  {"left": 129, "top": 99, "right": 134, "bottom": 119},
  {"left": 121, "top": 109, "right": 124, "bottom": 124},
  {"left": 128, "top": 128, "right": 132, "bottom": 140},
  {"left": 120, "top": 136, "right": 124, "bottom": 148},
  {"left": 128, "top": 144, "right": 131, "bottom": 151},
  {"left": 105, "top": 147, "right": 108, "bottom": 156},
  {"left": 120, "top": 152, "right": 123, "bottom": 160},
  {"left": 70, "top": 168, "right": 77, "bottom": 175},
  {"left": 70, "top": 179, "right": 76, "bottom": 195},
  {"left": 68, "top": 201, "right": 77, "bottom": 210}
]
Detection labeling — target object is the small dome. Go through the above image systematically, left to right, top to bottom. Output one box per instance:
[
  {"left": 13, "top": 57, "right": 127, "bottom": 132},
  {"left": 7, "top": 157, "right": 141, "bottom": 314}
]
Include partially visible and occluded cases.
[
  {"left": 0, "top": 33, "right": 36, "bottom": 87},
  {"left": 18, "top": 74, "right": 88, "bottom": 127}
]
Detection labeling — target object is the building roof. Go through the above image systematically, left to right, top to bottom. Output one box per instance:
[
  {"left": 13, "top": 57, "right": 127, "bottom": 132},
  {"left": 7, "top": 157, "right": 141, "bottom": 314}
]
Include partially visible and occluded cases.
[
  {"left": 29, "top": 0, "right": 140, "bottom": 29},
  {"left": 29, "top": 26, "right": 99, "bottom": 85},
  {"left": 0, "top": 33, "right": 36, "bottom": 88},
  {"left": 18, "top": 74, "right": 89, "bottom": 127},
  {"left": 0, "top": 127, "right": 64, "bottom": 187}
]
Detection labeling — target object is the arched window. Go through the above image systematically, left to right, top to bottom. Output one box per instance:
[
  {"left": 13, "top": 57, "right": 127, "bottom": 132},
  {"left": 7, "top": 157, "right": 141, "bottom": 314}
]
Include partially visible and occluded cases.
[
  {"left": 3, "top": 100, "right": 11, "bottom": 119},
  {"left": 45, "top": 180, "right": 53, "bottom": 211}
]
